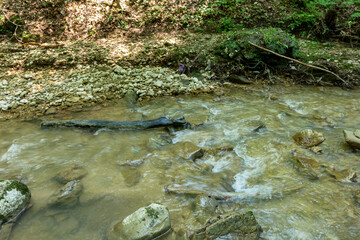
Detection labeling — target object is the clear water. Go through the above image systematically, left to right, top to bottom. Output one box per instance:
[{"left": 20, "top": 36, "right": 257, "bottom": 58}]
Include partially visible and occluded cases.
[{"left": 1, "top": 85, "right": 360, "bottom": 239}]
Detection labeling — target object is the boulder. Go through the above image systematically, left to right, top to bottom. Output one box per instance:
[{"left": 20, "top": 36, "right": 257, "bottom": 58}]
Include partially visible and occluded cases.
[
  {"left": 293, "top": 129, "right": 325, "bottom": 148},
  {"left": 344, "top": 130, "right": 360, "bottom": 149},
  {"left": 54, "top": 165, "right": 87, "bottom": 184},
  {"left": 0, "top": 180, "right": 31, "bottom": 225},
  {"left": 48, "top": 180, "right": 83, "bottom": 208},
  {"left": 108, "top": 203, "right": 171, "bottom": 240},
  {"left": 191, "top": 211, "right": 262, "bottom": 240}
]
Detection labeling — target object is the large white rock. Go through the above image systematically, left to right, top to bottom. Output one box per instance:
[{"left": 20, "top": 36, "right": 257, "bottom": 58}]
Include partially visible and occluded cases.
[
  {"left": 344, "top": 130, "right": 360, "bottom": 149},
  {"left": 0, "top": 180, "right": 31, "bottom": 225},
  {"left": 108, "top": 203, "right": 171, "bottom": 240}
]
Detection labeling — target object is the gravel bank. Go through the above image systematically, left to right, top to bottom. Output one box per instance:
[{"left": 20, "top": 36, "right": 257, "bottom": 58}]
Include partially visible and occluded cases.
[{"left": 0, "top": 64, "right": 221, "bottom": 119}]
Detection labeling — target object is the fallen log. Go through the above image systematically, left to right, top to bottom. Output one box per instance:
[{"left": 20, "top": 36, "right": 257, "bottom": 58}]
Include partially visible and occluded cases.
[
  {"left": 41, "top": 117, "right": 190, "bottom": 130},
  {"left": 164, "top": 184, "right": 305, "bottom": 201}
]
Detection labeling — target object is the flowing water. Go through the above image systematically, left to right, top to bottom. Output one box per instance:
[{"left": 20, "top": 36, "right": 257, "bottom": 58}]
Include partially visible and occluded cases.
[{"left": 1, "top": 85, "right": 360, "bottom": 240}]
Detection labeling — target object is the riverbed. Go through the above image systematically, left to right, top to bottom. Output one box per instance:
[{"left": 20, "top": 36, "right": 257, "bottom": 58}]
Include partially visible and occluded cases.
[{"left": 1, "top": 85, "right": 360, "bottom": 239}]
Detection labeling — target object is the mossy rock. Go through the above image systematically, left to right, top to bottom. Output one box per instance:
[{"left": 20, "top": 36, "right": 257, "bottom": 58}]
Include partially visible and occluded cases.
[
  {"left": 0, "top": 180, "right": 31, "bottom": 225},
  {"left": 108, "top": 203, "right": 171, "bottom": 240},
  {"left": 191, "top": 211, "right": 262, "bottom": 239}
]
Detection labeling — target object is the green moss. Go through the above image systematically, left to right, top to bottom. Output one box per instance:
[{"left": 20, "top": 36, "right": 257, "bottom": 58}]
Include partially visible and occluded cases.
[
  {"left": 4, "top": 180, "right": 30, "bottom": 196},
  {"left": 145, "top": 207, "right": 159, "bottom": 219},
  {"left": 246, "top": 211, "right": 254, "bottom": 216},
  {"left": 0, "top": 213, "right": 5, "bottom": 223}
]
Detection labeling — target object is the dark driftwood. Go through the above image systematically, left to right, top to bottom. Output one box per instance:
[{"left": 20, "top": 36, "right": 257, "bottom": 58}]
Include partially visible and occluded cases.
[{"left": 41, "top": 117, "right": 190, "bottom": 130}]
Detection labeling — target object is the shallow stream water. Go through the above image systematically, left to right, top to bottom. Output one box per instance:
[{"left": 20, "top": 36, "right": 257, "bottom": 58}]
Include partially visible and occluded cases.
[{"left": 1, "top": 85, "right": 360, "bottom": 240}]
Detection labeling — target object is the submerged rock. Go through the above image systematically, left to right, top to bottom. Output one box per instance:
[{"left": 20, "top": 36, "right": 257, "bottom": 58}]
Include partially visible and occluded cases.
[
  {"left": 293, "top": 129, "right": 325, "bottom": 148},
  {"left": 344, "top": 130, "right": 360, "bottom": 149},
  {"left": 172, "top": 142, "right": 204, "bottom": 161},
  {"left": 293, "top": 154, "right": 323, "bottom": 179},
  {"left": 54, "top": 165, "right": 87, "bottom": 184},
  {"left": 326, "top": 167, "right": 357, "bottom": 182},
  {"left": 0, "top": 180, "right": 31, "bottom": 225},
  {"left": 48, "top": 180, "right": 83, "bottom": 208},
  {"left": 352, "top": 190, "right": 360, "bottom": 207},
  {"left": 192, "top": 195, "right": 219, "bottom": 224},
  {"left": 108, "top": 203, "right": 171, "bottom": 240},
  {"left": 191, "top": 211, "right": 262, "bottom": 240}
]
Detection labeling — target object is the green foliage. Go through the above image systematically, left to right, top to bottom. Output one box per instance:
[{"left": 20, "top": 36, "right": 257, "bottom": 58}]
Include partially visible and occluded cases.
[
  {"left": 286, "top": 12, "right": 317, "bottom": 31},
  {"left": 0, "top": 15, "right": 24, "bottom": 35},
  {"left": 217, "top": 17, "right": 236, "bottom": 32},
  {"left": 261, "top": 27, "right": 300, "bottom": 57},
  {"left": 216, "top": 28, "right": 299, "bottom": 64}
]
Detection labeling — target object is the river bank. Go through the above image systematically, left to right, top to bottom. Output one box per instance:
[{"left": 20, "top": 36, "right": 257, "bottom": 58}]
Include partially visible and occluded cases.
[{"left": 0, "top": 31, "right": 359, "bottom": 120}]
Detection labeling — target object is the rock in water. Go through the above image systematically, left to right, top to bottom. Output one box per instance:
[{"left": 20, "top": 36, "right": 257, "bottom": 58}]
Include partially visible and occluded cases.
[
  {"left": 293, "top": 129, "right": 325, "bottom": 147},
  {"left": 344, "top": 130, "right": 360, "bottom": 149},
  {"left": 170, "top": 142, "right": 204, "bottom": 161},
  {"left": 293, "top": 154, "right": 322, "bottom": 179},
  {"left": 54, "top": 165, "right": 87, "bottom": 184},
  {"left": 325, "top": 167, "right": 357, "bottom": 182},
  {"left": 0, "top": 180, "right": 31, "bottom": 225},
  {"left": 48, "top": 180, "right": 83, "bottom": 208},
  {"left": 108, "top": 203, "right": 171, "bottom": 240},
  {"left": 191, "top": 211, "right": 262, "bottom": 239}
]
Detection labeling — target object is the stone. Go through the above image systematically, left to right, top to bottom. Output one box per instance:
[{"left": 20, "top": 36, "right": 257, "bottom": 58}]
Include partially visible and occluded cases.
[
  {"left": 113, "top": 66, "right": 127, "bottom": 75},
  {"left": 154, "top": 80, "right": 163, "bottom": 88},
  {"left": 123, "top": 90, "right": 138, "bottom": 106},
  {"left": 67, "top": 96, "right": 80, "bottom": 103},
  {"left": 45, "top": 107, "right": 57, "bottom": 115},
  {"left": 293, "top": 129, "right": 325, "bottom": 148},
  {"left": 344, "top": 130, "right": 360, "bottom": 149},
  {"left": 354, "top": 130, "right": 360, "bottom": 139},
  {"left": 171, "top": 142, "right": 204, "bottom": 161},
  {"left": 310, "top": 146, "right": 322, "bottom": 153},
  {"left": 293, "top": 154, "right": 322, "bottom": 179},
  {"left": 54, "top": 165, "right": 87, "bottom": 184},
  {"left": 325, "top": 167, "right": 357, "bottom": 182},
  {"left": 0, "top": 180, "right": 31, "bottom": 225},
  {"left": 48, "top": 180, "right": 83, "bottom": 208},
  {"left": 352, "top": 189, "right": 360, "bottom": 207},
  {"left": 193, "top": 195, "right": 218, "bottom": 224},
  {"left": 108, "top": 203, "right": 171, "bottom": 240},
  {"left": 191, "top": 211, "right": 262, "bottom": 240}
]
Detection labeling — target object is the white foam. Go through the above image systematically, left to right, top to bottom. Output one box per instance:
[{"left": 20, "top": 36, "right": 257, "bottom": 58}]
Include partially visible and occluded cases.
[{"left": 231, "top": 143, "right": 273, "bottom": 198}]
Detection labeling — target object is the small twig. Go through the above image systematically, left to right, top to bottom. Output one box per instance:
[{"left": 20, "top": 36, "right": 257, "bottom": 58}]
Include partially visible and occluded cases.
[{"left": 247, "top": 41, "right": 347, "bottom": 84}]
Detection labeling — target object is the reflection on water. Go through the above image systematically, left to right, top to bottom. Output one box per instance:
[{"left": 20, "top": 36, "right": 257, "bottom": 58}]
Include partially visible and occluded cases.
[{"left": 1, "top": 85, "right": 360, "bottom": 239}]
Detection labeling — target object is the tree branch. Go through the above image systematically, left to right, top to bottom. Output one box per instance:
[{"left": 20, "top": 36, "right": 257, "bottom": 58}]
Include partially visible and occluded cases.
[{"left": 247, "top": 41, "right": 347, "bottom": 85}]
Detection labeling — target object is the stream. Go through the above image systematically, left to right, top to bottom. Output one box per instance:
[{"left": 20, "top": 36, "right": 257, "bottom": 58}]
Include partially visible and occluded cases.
[{"left": 1, "top": 85, "right": 360, "bottom": 239}]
